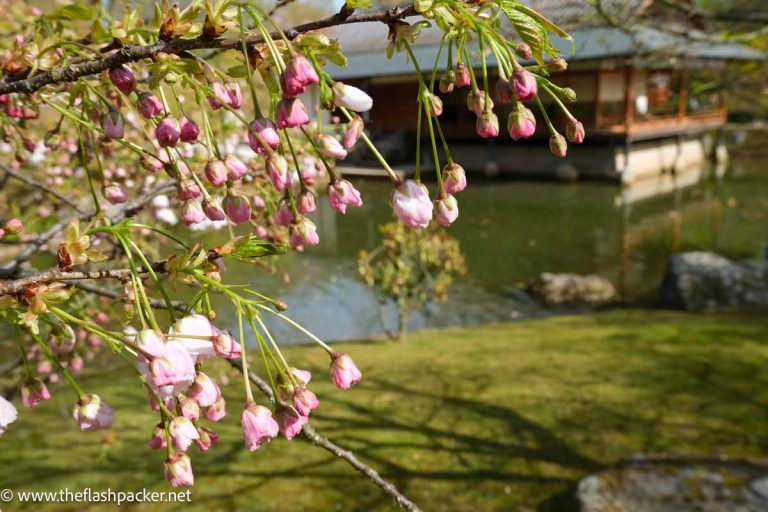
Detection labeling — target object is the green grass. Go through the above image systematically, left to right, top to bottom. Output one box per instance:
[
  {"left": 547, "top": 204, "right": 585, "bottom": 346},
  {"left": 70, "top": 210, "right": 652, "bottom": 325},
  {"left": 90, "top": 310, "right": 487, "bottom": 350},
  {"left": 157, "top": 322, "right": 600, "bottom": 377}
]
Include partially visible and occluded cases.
[{"left": 1, "top": 310, "right": 768, "bottom": 511}]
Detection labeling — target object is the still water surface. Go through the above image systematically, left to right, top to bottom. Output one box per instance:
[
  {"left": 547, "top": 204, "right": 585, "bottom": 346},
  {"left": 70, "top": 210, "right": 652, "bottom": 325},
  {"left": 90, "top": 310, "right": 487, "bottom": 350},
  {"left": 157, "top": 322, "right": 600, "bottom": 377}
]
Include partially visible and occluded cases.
[{"left": 205, "top": 157, "right": 768, "bottom": 343}]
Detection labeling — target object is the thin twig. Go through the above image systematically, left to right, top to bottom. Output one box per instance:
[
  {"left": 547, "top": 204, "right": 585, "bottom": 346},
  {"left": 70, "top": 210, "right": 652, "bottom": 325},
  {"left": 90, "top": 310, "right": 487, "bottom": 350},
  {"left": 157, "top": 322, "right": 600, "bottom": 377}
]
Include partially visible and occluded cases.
[{"left": 0, "top": 164, "right": 85, "bottom": 213}]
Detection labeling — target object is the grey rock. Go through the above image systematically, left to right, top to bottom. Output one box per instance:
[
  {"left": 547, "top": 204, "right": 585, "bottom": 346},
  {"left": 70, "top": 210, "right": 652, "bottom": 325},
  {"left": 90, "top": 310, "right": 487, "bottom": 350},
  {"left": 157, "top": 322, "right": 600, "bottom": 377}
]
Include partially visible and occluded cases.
[
  {"left": 660, "top": 252, "right": 768, "bottom": 311},
  {"left": 528, "top": 273, "right": 618, "bottom": 306}
]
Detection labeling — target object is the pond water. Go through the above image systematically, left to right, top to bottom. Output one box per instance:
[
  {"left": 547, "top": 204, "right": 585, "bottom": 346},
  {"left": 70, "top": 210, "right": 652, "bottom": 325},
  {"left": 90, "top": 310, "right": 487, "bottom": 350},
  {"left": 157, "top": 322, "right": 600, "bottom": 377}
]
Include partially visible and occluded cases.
[{"left": 205, "top": 156, "right": 768, "bottom": 344}]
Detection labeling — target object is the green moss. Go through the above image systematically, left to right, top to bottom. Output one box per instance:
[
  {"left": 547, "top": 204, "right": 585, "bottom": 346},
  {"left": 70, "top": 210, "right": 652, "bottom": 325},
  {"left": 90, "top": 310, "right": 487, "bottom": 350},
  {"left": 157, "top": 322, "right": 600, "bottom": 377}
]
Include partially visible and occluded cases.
[{"left": 1, "top": 310, "right": 767, "bottom": 511}]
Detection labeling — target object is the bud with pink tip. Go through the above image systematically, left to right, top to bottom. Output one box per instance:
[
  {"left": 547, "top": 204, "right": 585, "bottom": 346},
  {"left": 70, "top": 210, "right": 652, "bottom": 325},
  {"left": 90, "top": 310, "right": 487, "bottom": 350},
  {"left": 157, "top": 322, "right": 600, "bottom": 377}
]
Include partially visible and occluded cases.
[
  {"left": 516, "top": 42, "right": 533, "bottom": 60},
  {"left": 283, "top": 55, "right": 319, "bottom": 98},
  {"left": 455, "top": 63, "right": 471, "bottom": 88},
  {"left": 108, "top": 66, "right": 136, "bottom": 95},
  {"left": 512, "top": 68, "right": 538, "bottom": 102},
  {"left": 439, "top": 70, "right": 456, "bottom": 94},
  {"left": 495, "top": 79, "right": 514, "bottom": 104},
  {"left": 227, "top": 81, "right": 243, "bottom": 109},
  {"left": 207, "top": 82, "right": 230, "bottom": 110},
  {"left": 332, "top": 82, "right": 373, "bottom": 112},
  {"left": 467, "top": 89, "right": 493, "bottom": 116},
  {"left": 137, "top": 93, "right": 164, "bottom": 119},
  {"left": 424, "top": 93, "right": 443, "bottom": 117},
  {"left": 276, "top": 98, "right": 310, "bottom": 129},
  {"left": 508, "top": 105, "right": 537, "bottom": 140},
  {"left": 102, "top": 111, "right": 124, "bottom": 140},
  {"left": 476, "top": 111, "right": 499, "bottom": 138},
  {"left": 343, "top": 115, "right": 364, "bottom": 149},
  {"left": 180, "top": 116, "right": 200, "bottom": 142},
  {"left": 156, "top": 117, "right": 180, "bottom": 148},
  {"left": 248, "top": 117, "right": 280, "bottom": 154},
  {"left": 566, "top": 118, "right": 585, "bottom": 144},
  {"left": 549, "top": 133, "right": 568, "bottom": 157},
  {"left": 317, "top": 134, "right": 347, "bottom": 160},
  {"left": 267, "top": 154, "right": 289, "bottom": 192},
  {"left": 224, "top": 155, "right": 248, "bottom": 181},
  {"left": 142, "top": 156, "right": 164, "bottom": 173},
  {"left": 205, "top": 158, "right": 228, "bottom": 187},
  {"left": 442, "top": 163, "right": 467, "bottom": 194},
  {"left": 327, "top": 179, "right": 362, "bottom": 214},
  {"left": 178, "top": 180, "right": 201, "bottom": 201},
  {"left": 391, "top": 180, "right": 433, "bottom": 229},
  {"left": 104, "top": 182, "right": 127, "bottom": 204},
  {"left": 297, "top": 190, "right": 317, "bottom": 214},
  {"left": 223, "top": 194, "right": 252, "bottom": 224},
  {"left": 434, "top": 194, "right": 459, "bottom": 227},
  {"left": 202, "top": 197, "right": 226, "bottom": 221},
  {"left": 275, "top": 198, "right": 293, "bottom": 227},
  {"left": 182, "top": 201, "right": 206, "bottom": 225},
  {"left": 3, "top": 218, "right": 23, "bottom": 235},
  {"left": 289, "top": 218, "right": 320, "bottom": 249},
  {"left": 50, "top": 324, "right": 76, "bottom": 354},
  {"left": 136, "top": 329, "right": 166, "bottom": 359},
  {"left": 211, "top": 330, "right": 241, "bottom": 359},
  {"left": 150, "top": 339, "right": 196, "bottom": 388},
  {"left": 330, "top": 352, "right": 362, "bottom": 389},
  {"left": 188, "top": 372, "right": 220, "bottom": 408},
  {"left": 21, "top": 378, "right": 51, "bottom": 408},
  {"left": 292, "top": 387, "right": 320, "bottom": 417},
  {"left": 73, "top": 393, "right": 113, "bottom": 431},
  {"left": 179, "top": 396, "right": 201, "bottom": 420},
  {"left": 204, "top": 396, "right": 226, "bottom": 422},
  {"left": 242, "top": 401, "right": 280, "bottom": 450},
  {"left": 274, "top": 405, "right": 308, "bottom": 439},
  {"left": 169, "top": 416, "right": 200, "bottom": 451},
  {"left": 149, "top": 423, "right": 166, "bottom": 449},
  {"left": 196, "top": 426, "right": 218, "bottom": 452},
  {"left": 164, "top": 453, "right": 194, "bottom": 487}
]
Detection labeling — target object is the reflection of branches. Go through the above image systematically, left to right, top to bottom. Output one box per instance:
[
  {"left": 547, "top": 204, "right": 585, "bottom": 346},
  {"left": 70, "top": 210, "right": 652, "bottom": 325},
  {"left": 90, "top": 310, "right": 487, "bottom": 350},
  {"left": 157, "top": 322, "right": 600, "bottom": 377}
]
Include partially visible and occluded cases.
[{"left": 269, "top": 0, "right": 299, "bottom": 16}]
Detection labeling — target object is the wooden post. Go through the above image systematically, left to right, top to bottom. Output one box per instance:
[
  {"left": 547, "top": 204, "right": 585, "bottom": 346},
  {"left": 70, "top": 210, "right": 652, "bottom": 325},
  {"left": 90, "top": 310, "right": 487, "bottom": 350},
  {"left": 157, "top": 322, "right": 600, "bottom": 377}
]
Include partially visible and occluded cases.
[
  {"left": 623, "top": 65, "right": 633, "bottom": 133},
  {"left": 594, "top": 69, "right": 603, "bottom": 127},
  {"left": 677, "top": 71, "right": 687, "bottom": 124}
]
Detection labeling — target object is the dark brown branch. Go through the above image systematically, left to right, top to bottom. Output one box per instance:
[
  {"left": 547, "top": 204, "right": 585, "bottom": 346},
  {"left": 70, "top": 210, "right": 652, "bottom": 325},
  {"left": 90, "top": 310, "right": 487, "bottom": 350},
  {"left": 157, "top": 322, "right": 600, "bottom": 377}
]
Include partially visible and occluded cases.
[
  {"left": 0, "top": 5, "right": 416, "bottom": 96},
  {"left": 1, "top": 164, "right": 85, "bottom": 212},
  {"left": 228, "top": 358, "right": 422, "bottom": 512}
]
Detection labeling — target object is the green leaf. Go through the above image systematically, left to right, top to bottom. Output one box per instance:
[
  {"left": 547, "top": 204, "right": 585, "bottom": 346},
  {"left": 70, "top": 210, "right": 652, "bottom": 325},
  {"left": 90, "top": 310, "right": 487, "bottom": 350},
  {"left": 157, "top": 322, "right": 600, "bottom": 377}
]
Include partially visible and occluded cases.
[
  {"left": 345, "top": 0, "right": 373, "bottom": 8},
  {"left": 46, "top": 4, "right": 98, "bottom": 21},
  {"left": 229, "top": 236, "right": 287, "bottom": 261}
]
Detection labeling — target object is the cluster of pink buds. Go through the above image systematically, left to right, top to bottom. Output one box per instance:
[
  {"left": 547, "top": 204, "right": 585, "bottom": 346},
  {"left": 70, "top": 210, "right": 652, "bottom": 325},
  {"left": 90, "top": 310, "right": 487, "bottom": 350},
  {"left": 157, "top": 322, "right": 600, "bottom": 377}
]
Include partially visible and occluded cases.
[{"left": 0, "top": 218, "right": 23, "bottom": 239}]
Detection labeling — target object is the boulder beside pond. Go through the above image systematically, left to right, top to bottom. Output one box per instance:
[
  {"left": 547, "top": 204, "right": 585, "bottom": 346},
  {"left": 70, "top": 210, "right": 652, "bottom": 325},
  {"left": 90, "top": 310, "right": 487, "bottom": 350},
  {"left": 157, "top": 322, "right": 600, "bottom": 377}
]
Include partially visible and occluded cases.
[
  {"left": 660, "top": 252, "right": 768, "bottom": 311},
  {"left": 528, "top": 273, "right": 618, "bottom": 305}
]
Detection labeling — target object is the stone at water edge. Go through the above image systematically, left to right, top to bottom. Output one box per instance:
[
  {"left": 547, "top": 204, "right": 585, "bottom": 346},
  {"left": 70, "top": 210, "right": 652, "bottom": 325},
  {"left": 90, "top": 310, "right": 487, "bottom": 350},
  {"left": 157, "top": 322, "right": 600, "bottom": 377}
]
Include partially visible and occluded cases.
[{"left": 527, "top": 273, "right": 618, "bottom": 306}]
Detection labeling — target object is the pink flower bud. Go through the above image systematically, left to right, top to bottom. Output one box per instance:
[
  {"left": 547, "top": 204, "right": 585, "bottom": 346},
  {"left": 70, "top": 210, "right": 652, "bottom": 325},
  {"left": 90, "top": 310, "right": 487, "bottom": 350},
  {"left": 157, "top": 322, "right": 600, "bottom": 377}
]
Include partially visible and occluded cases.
[
  {"left": 516, "top": 42, "right": 532, "bottom": 60},
  {"left": 283, "top": 55, "right": 319, "bottom": 98},
  {"left": 454, "top": 64, "right": 471, "bottom": 88},
  {"left": 108, "top": 66, "right": 136, "bottom": 95},
  {"left": 512, "top": 68, "right": 538, "bottom": 102},
  {"left": 439, "top": 71, "right": 456, "bottom": 93},
  {"left": 495, "top": 78, "right": 514, "bottom": 104},
  {"left": 226, "top": 81, "right": 243, "bottom": 109},
  {"left": 207, "top": 82, "right": 230, "bottom": 110},
  {"left": 332, "top": 82, "right": 373, "bottom": 112},
  {"left": 467, "top": 89, "right": 493, "bottom": 116},
  {"left": 137, "top": 93, "right": 164, "bottom": 119},
  {"left": 424, "top": 93, "right": 443, "bottom": 117},
  {"left": 276, "top": 98, "right": 310, "bottom": 129},
  {"left": 508, "top": 105, "right": 537, "bottom": 140},
  {"left": 102, "top": 111, "right": 124, "bottom": 140},
  {"left": 476, "top": 111, "right": 500, "bottom": 138},
  {"left": 343, "top": 115, "right": 364, "bottom": 149},
  {"left": 179, "top": 116, "right": 200, "bottom": 142},
  {"left": 155, "top": 117, "right": 180, "bottom": 148},
  {"left": 248, "top": 117, "right": 280, "bottom": 155},
  {"left": 566, "top": 118, "right": 585, "bottom": 144},
  {"left": 317, "top": 133, "right": 347, "bottom": 160},
  {"left": 549, "top": 133, "right": 568, "bottom": 157},
  {"left": 267, "top": 154, "right": 289, "bottom": 192},
  {"left": 224, "top": 155, "right": 248, "bottom": 181},
  {"left": 142, "top": 156, "right": 165, "bottom": 173},
  {"left": 204, "top": 158, "right": 228, "bottom": 187},
  {"left": 442, "top": 163, "right": 467, "bottom": 194},
  {"left": 327, "top": 179, "right": 362, "bottom": 214},
  {"left": 178, "top": 180, "right": 201, "bottom": 201},
  {"left": 391, "top": 180, "right": 433, "bottom": 229},
  {"left": 104, "top": 182, "right": 127, "bottom": 204},
  {"left": 297, "top": 190, "right": 317, "bottom": 214},
  {"left": 223, "top": 194, "right": 252, "bottom": 224},
  {"left": 434, "top": 194, "right": 459, "bottom": 227},
  {"left": 202, "top": 197, "right": 226, "bottom": 221},
  {"left": 275, "top": 198, "right": 293, "bottom": 227},
  {"left": 182, "top": 200, "right": 206, "bottom": 225},
  {"left": 3, "top": 218, "right": 23, "bottom": 235},
  {"left": 289, "top": 218, "right": 320, "bottom": 249},
  {"left": 50, "top": 324, "right": 76, "bottom": 354},
  {"left": 136, "top": 329, "right": 166, "bottom": 359},
  {"left": 211, "top": 330, "right": 241, "bottom": 359},
  {"left": 150, "top": 339, "right": 195, "bottom": 388},
  {"left": 330, "top": 352, "right": 362, "bottom": 389},
  {"left": 70, "top": 355, "right": 84, "bottom": 372},
  {"left": 188, "top": 372, "right": 220, "bottom": 408},
  {"left": 21, "top": 378, "right": 50, "bottom": 408},
  {"left": 292, "top": 387, "right": 320, "bottom": 417},
  {"left": 73, "top": 393, "right": 113, "bottom": 431},
  {"left": 0, "top": 395, "right": 17, "bottom": 434},
  {"left": 179, "top": 396, "right": 201, "bottom": 420},
  {"left": 204, "top": 396, "right": 227, "bottom": 422},
  {"left": 242, "top": 401, "right": 280, "bottom": 450},
  {"left": 274, "top": 405, "right": 308, "bottom": 439},
  {"left": 169, "top": 416, "right": 200, "bottom": 451},
  {"left": 149, "top": 423, "right": 166, "bottom": 449},
  {"left": 196, "top": 426, "right": 218, "bottom": 452},
  {"left": 164, "top": 453, "right": 194, "bottom": 487}
]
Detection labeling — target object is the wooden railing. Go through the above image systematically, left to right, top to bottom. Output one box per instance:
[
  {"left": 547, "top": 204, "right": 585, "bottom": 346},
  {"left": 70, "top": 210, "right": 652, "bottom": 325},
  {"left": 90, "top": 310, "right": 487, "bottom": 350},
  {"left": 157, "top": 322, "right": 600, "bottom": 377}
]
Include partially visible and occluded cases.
[{"left": 595, "top": 107, "right": 726, "bottom": 138}]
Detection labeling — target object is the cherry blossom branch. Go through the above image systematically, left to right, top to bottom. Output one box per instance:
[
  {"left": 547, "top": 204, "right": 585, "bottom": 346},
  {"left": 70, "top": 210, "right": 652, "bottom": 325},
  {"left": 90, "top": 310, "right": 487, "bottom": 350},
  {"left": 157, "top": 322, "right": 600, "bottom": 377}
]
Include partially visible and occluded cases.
[
  {"left": 0, "top": 5, "right": 416, "bottom": 96},
  {"left": 228, "top": 358, "right": 422, "bottom": 512}
]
